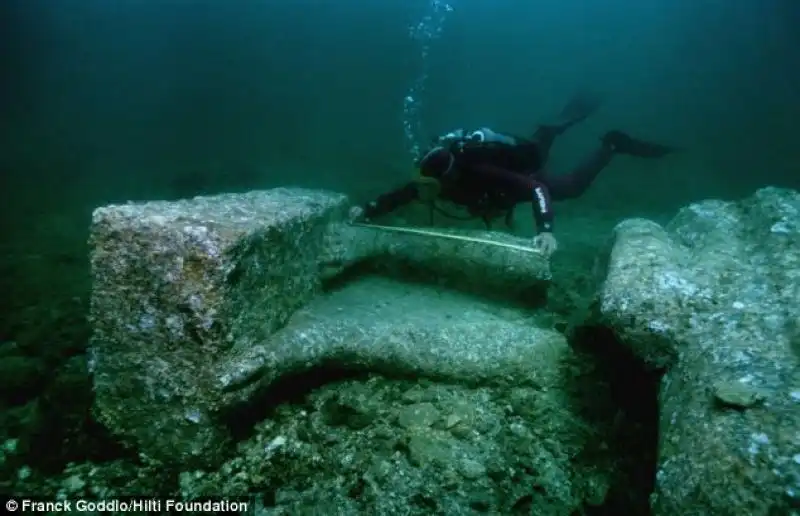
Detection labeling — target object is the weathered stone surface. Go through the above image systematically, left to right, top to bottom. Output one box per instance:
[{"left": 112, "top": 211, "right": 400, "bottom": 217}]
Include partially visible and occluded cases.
[
  {"left": 88, "top": 187, "right": 550, "bottom": 466},
  {"left": 596, "top": 187, "right": 800, "bottom": 514},
  {"left": 89, "top": 188, "right": 351, "bottom": 466},
  {"left": 321, "top": 223, "right": 550, "bottom": 299},
  {"left": 215, "top": 275, "right": 565, "bottom": 408},
  {"left": 180, "top": 321, "right": 619, "bottom": 515}
]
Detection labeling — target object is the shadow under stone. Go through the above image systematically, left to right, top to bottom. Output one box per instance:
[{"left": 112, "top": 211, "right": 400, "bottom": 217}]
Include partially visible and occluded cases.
[{"left": 570, "top": 324, "right": 662, "bottom": 516}]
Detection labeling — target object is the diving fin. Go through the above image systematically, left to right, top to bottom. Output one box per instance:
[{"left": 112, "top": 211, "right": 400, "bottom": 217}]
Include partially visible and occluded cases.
[
  {"left": 554, "top": 91, "right": 603, "bottom": 129},
  {"left": 603, "top": 130, "right": 674, "bottom": 158}
]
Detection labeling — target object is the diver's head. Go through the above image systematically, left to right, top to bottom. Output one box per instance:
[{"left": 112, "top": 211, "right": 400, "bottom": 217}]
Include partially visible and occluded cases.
[{"left": 418, "top": 146, "right": 454, "bottom": 179}]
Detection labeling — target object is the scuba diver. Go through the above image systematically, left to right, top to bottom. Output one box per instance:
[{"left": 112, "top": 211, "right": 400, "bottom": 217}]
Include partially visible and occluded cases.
[{"left": 354, "top": 93, "right": 673, "bottom": 255}]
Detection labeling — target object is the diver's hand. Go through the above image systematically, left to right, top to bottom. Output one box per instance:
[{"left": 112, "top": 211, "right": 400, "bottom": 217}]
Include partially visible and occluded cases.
[
  {"left": 349, "top": 205, "right": 367, "bottom": 223},
  {"left": 533, "top": 232, "right": 558, "bottom": 256}
]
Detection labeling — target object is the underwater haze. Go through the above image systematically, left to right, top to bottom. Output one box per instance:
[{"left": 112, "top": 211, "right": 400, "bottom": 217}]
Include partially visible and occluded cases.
[
  {"left": 1, "top": 0, "right": 800, "bottom": 506},
  {"left": 3, "top": 0, "right": 799, "bottom": 209}
]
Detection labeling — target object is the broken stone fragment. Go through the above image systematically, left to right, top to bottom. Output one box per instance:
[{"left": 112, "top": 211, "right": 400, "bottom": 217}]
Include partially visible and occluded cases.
[
  {"left": 712, "top": 379, "right": 767, "bottom": 409},
  {"left": 397, "top": 402, "right": 441, "bottom": 429},
  {"left": 406, "top": 428, "right": 457, "bottom": 468},
  {"left": 457, "top": 457, "right": 487, "bottom": 479}
]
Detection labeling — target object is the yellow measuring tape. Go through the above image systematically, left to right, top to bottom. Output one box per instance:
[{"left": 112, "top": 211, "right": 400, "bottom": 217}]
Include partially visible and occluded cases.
[{"left": 351, "top": 222, "right": 541, "bottom": 254}]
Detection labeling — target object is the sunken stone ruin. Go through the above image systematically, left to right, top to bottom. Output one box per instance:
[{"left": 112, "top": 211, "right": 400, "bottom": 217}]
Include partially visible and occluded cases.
[
  {"left": 87, "top": 185, "right": 799, "bottom": 514},
  {"left": 596, "top": 186, "right": 800, "bottom": 515},
  {"left": 91, "top": 188, "right": 620, "bottom": 514}
]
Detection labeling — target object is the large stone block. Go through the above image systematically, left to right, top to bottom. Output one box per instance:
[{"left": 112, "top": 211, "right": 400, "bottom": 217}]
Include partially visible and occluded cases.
[
  {"left": 88, "top": 187, "right": 550, "bottom": 467},
  {"left": 596, "top": 187, "right": 800, "bottom": 514},
  {"left": 88, "top": 188, "right": 350, "bottom": 466}
]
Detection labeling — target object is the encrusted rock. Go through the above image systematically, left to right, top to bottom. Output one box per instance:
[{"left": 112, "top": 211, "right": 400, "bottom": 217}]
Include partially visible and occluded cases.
[
  {"left": 88, "top": 187, "right": 551, "bottom": 467},
  {"left": 596, "top": 187, "right": 800, "bottom": 514},
  {"left": 89, "top": 188, "right": 350, "bottom": 466},
  {"left": 321, "top": 223, "right": 551, "bottom": 298},
  {"left": 215, "top": 277, "right": 567, "bottom": 410},
  {"left": 192, "top": 374, "right": 618, "bottom": 515},
  {"left": 713, "top": 379, "right": 768, "bottom": 409},
  {"left": 397, "top": 403, "right": 441, "bottom": 429},
  {"left": 457, "top": 457, "right": 487, "bottom": 479}
]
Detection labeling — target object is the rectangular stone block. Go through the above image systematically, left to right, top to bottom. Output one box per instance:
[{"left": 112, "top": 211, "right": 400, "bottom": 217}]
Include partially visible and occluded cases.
[{"left": 88, "top": 188, "right": 350, "bottom": 466}]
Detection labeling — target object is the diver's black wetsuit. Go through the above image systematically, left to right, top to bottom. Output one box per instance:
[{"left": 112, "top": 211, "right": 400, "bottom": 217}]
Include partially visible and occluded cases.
[{"left": 362, "top": 125, "right": 671, "bottom": 233}]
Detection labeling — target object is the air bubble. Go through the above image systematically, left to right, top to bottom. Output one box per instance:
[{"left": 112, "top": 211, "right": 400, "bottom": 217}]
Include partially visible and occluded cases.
[{"left": 402, "top": 0, "right": 456, "bottom": 161}]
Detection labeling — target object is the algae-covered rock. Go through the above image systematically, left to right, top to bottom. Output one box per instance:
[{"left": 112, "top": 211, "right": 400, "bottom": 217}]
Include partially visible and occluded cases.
[
  {"left": 86, "top": 177, "right": 608, "bottom": 513},
  {"left": 88, "top": 187, "right": 551, "bottom": 467},
  {"left": 596, "top": 187, "right": 800, "bottom": 514},
  {"left": 89, "top": 188, "right": 351, "bottom": 467},
  {"left": 216, "top": 276, "right": 566, "bottom": 409},
  {"left": 201, "top": 277, "right": 618, "bottom": 514},
  {"left": 182, "top": 372, "right": 618, "bottom": 515},
  {"left": 712, "top": 379, "right": 768, "bottom": 409}
]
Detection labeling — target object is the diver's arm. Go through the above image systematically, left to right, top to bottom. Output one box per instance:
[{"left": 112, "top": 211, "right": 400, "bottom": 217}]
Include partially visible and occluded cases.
[
  {"left": 469, "top": 164, "right": 554, "bottom": 233},
  {"left": 530, "top": 180, "right": 554, "bottom": 233},
  {"left": 362, "top": 182, "right": 419, "bottom": 220}
]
